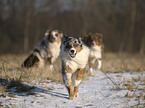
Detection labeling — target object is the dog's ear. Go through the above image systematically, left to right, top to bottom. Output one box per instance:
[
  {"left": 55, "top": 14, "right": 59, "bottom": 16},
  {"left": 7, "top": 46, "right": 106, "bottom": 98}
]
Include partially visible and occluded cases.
[
  {"left": 45, "top": 29, "right": 49, "bottom": 36},
  {"left": 58, "top": 31, "right": 63, "bottom": 38},
  {"left": 96, "top": 33, "right": 103, "bottom": 39},
  {"left": 96, "top": 33, "right": 103, "bottom": 43},
  {"left": 99, "top": 33, "right": 103, "bottom": 38},
  {"left": 64, "top": 34, "right": 69, "bottom": 40},
  {"left": 83, "top": 34, "right": 88, "bottom": 42},
  {"left": 84, "top": 34, "right": 88, "bottom": 37},
  {"left": 77, "top": 37, "right": 83, "bottom": 47},
  {"left": 78, "top": 37, "right": 82, "bottom": 41}
]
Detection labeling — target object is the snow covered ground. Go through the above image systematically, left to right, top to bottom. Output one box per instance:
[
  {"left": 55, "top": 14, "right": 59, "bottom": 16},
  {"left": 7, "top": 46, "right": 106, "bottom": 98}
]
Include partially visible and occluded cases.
[{"left": 0, "top": 71, "right": 145, "bottom": 108}]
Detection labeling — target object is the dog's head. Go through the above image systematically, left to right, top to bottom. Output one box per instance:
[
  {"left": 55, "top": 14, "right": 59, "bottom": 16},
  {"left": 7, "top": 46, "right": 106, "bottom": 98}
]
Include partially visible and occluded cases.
[
  {"left": 45, "top": 30, "right": 63, "bottom": 43},
  {"left": 83, "top": 33, "right": 103, "bottom": 47},
  {"left": 63, "top": 35, "right": 83, "bottom": 58}
]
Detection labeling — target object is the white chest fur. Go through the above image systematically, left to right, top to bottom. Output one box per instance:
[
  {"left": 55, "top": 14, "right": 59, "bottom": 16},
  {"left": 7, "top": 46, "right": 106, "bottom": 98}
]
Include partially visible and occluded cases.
[
  {"left": 49, "top": 41, "right": 61, "bottom": 62},
  {"left": 61, "top": 45, "right": 90, "bottom": 73},
  {"left": 90, "top": 45, "right": 102, "bottom": 58}
]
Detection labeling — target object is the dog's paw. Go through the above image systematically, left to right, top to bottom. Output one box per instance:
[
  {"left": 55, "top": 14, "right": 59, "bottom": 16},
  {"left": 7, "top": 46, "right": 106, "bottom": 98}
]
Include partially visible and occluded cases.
[
  {"left": 88, "top": 68, "right": 95, "bottom": 76},
  {"left": 89, "top": 72, "right": 95, "bottom": 76},
  {"left": 74, "top": 93, "right": 79, "bottom": 97},
  {"left": 69, "top": 96, "right": 74, "bottom": 100}
]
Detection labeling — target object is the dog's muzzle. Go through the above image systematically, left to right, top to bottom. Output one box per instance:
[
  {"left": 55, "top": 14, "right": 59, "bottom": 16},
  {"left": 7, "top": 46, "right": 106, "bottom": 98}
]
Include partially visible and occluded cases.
[
  {"left": 49, "top": 36, "right": 56, "bottom": 42},
  {"left": 69, "top": 48, "right": 76, "bottom": 58}
]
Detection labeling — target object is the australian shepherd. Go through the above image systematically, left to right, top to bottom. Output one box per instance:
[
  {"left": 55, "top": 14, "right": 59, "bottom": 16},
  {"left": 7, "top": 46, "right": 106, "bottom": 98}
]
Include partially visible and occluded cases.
[
  {"left": 21, "top": 29, "right": 63, "bottom": 70},
  {"left": 83, "top": 33, "right": 104, "bottom": 76},
  {"left": 61, "top": 35, "right": 90, "bottom": 100}
]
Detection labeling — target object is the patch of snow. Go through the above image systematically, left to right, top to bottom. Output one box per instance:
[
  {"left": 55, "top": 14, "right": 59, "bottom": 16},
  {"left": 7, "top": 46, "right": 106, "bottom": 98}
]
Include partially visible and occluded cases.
[{"left": 0, "top": 71, "right": 144, "bottom": 108}]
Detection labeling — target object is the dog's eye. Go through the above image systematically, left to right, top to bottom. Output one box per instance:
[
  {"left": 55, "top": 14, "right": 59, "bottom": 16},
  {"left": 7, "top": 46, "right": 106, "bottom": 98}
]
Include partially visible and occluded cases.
[
  {"left": 55, "top": 33, "right": 58, "bottom": 36},
  {"left": 74, "top": 41, "right": 77, "bottom": 43},
  {"left": 65, "top": 43, "right": 72, "bottom": 49},
  {"left": 73, "top": 43, "right": 79, "bottom": 47}
]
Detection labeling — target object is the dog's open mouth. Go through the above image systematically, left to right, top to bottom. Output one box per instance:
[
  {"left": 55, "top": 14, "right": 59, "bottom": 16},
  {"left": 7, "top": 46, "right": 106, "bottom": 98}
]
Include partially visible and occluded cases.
[{"left": 69, "top": 53, "right": 76, "bottom": 58}]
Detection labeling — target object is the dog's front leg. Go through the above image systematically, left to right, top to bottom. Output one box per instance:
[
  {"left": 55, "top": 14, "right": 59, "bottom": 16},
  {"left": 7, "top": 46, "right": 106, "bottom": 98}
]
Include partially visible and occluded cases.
[
  {"left": 47, "top": 55, "right": 54, "bottom": 71},
  {"left": 88, "top": 57, "right": 95, "bottom": 76},
  {"left": 97, "top": 58, "right": 102, "bottom": 70},
  {"left": 63, "top": 66, "right": 74, "bottom": 100},
  {"left": 74, "top": 68, "right": 86, "bottom": 97},
  {"left": 65, "top": 83, "right": 74, "bottom": 100}
]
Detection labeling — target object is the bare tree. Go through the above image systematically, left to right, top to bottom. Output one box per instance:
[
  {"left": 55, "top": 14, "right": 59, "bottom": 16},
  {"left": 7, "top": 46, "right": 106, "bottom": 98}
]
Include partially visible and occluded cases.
[
  {"left": 0, "top": 0, "right": 145, "bottom": 54},
  {"left": 24, "top": 0, "right": 34, "bottom": 53},
  {"left": 128, "top": 0, "right": 137, "bottom": 52},
  {"left": 139, "top": 36, "right": 145, "bottom": 55}
]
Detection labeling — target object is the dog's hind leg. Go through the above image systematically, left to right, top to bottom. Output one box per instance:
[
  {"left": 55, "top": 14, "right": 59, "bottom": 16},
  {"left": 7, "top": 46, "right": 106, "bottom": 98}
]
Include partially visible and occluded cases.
[
  {"left": 22, "top": 54, "right": 39, "bottom": 68},
  {"left": 74, "top": 68, "right": 86, "bottom": 97}
]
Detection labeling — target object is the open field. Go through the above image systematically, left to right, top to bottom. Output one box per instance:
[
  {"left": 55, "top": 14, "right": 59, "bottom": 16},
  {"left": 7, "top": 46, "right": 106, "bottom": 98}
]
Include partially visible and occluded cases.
[
  {"left": 0, "top": 53, "right": 145, "bottom": 107},
  {"left": 0, "top": 53, "right": 144, "bottom": 82}
]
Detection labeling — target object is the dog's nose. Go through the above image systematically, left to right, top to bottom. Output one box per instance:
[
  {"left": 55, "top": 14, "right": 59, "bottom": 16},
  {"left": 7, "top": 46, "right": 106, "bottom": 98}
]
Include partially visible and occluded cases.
[
  {"left": 50, "top": 36, "right": 55, "bottom": 42},
  {"left": 52, "top": 36, "right": 55, "bottom": 40},
  {"left": 92, "top": 41, "right": 95, "bottom": 45},
  {"left": 70, "top": 49, "right": 75, "bottom": 53}
]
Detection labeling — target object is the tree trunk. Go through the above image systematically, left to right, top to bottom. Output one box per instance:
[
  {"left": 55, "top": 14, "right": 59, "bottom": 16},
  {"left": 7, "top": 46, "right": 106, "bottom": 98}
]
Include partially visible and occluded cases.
[
  {"left": 24, "top": 0, "right": 34, "bottom": 53},
  {"left": 128, "top": 0, "right": 136, "bottom": 52},
  {"left": 24, "top": 10, "right": 31, "bottom": 53},
  {"left": 33, "top": 17, "right": 40, "bottom": 47},
  {"left": 139, "top": 36, "right": 145, "bottom": 55}
]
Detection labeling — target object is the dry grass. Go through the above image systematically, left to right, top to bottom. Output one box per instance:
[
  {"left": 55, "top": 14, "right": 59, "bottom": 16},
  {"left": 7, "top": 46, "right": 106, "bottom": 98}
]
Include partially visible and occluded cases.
[
  {"left": 0, "top": 53, "right": 144, "bottom": 83},
  {"left": 102, "top": 53, "right": 145, "bottom": 73},
  {"left": 0, "top": 54, "right": 62, "bottom": 83},
  {"left": 0, "top": 54, "right": 62, "bottom": 96},
  {"left": 122, "top": 76, "right": 145, "bottom": 107}
]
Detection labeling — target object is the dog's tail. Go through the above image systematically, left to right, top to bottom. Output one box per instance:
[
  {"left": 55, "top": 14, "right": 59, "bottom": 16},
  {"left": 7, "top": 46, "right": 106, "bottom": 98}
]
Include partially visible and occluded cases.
[{"left": 21, "top": 54, "right": 39, "bottom": 68}]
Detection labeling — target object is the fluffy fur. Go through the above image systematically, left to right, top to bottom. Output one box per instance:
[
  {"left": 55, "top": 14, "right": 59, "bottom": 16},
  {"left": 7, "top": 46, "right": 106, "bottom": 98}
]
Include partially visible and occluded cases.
[
  {"left": 21, "top": 29, "right": 63, "bottom": 70},
  {"left": 83, "top": 33, "right": 104, "bottom": 76},
  {"left": 61, "top": 35, "right": 90, "bottom": 100}
]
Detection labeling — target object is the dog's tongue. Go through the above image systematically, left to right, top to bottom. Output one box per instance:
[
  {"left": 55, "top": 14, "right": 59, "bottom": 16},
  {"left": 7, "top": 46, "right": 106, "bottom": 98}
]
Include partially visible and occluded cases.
[{"left": 70, "top": 54, "right": 76, "bottom": 58}]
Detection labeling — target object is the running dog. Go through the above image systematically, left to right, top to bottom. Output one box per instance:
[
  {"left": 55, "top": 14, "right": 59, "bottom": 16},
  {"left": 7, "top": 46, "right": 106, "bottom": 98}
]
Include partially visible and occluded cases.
[
  {"left": 21, "top": 29, "right": 63, "bottom": 70},
  {"left": 83, "top": 33, "right": 104, "bottom": 76},
  {"left": 61, "top": 35, "right": 90, "bottom": 100}
]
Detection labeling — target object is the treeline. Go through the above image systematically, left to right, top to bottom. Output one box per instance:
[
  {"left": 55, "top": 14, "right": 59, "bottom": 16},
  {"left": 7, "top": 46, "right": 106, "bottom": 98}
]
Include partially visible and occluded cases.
[{"left": 0, "top": 0, "right": 145, "bottom": 54}]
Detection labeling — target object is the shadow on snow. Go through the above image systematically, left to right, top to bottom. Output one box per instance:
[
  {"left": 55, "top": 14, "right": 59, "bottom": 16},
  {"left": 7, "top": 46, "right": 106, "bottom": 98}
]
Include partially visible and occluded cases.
[{"left": 0, "top": 78, "right": 69, "bottom": 99}]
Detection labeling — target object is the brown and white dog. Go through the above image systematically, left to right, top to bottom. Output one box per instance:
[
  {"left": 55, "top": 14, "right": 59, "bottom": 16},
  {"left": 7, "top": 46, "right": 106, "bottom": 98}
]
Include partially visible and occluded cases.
[
  {"left": 21, "top": 30, "right": 63, "bottom": 70},
  {"left": 83, "top": 33, "right": 103, "bottom": 76},
  {"left": 61, "top": 35, "right": 90, "bottom": 100}
]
